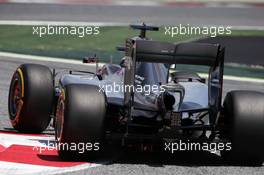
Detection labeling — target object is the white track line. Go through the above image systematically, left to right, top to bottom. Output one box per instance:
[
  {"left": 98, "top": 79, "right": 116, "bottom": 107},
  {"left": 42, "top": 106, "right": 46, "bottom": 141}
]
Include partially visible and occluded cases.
[
  {"left": 4, "top": 0, "right": 264, "bottom": 8},
  {"left": 0, "top": 20, "right": 127, "bottom": 26},
  {"left": 1, "top": 20, "right": 264, "bottom": 31},
  {"left": 0, "top": 51, "right": 263, "bottom": 83},
  {"left": 0, "top": 51, "right": 88, "bottom": 65},
  {"left": 198, "top": 73, "right": 264, "bottom": 83},
  {"left": 0, "top": 133, "right": 53, "bottom": 148},
  {"left": 0, "top": 160, "right": 101, "bottom": 175},
  {"left": 0, "top": 161, "right": 59, "bottom": 175}
]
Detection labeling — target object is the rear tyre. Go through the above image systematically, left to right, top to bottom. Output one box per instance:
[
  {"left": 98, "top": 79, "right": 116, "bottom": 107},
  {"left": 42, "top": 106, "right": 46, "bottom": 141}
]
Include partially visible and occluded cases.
[
  {"left": 8, "top": 64, "right": 54, "bottom": 133},
  {"left": 55, "top": 84, "right": 107, "bottom": 159},
  {"left": 221, "top": 91, "right": 264, "bottom": 165}
]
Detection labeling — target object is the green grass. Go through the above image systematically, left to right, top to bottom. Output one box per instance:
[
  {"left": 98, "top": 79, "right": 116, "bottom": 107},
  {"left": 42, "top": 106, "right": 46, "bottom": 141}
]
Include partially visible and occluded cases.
[
  {"left": 0, "top": 25, "right": 263, "bottom": 79},
  {"left": 0, "top": 25, "right": 200, "bottom": 62},
  {"left": 0, "top": 25, "right": 263, "bottom": 62},
  {"left": 228, "top": 30, "right": 264, "bottom": 37}
]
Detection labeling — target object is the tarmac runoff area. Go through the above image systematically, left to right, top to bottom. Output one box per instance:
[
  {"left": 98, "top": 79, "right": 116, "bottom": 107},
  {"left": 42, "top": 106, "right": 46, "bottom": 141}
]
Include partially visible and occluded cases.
[{"left": 0, "top": 3, "right": 264, "bottom": 26}]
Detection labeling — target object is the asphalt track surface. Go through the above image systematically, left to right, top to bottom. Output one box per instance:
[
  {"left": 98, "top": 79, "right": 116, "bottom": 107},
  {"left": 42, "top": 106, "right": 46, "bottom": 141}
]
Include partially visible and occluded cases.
[
  {"left": 0, "top": 3, "right": 264, "bottom": 26},
  {"left": 1, "top": 3, "right": 264, "bottom": 67},
  {"left": 0, "top": 56, "right": 264, "bottom": 175}
]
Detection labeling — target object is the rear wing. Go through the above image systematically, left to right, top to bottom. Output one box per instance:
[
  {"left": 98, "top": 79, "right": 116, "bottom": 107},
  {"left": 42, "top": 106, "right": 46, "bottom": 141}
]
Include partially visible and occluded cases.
[
  {"left": 123, "top": 39, "right": 225, "bottom": 125},
  {"left": 135, "top": 40, "right": 219, "bottom": 66}
]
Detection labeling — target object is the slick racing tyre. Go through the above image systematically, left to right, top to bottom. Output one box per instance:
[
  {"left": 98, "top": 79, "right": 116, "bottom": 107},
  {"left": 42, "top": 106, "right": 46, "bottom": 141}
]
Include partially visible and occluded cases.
[
  {"left": 8, "top": 64, "right": 54, "bottom": 133},
  {"left": 55, "top": 84, "right": 107, "bottom": 159},
  {"left": 221, "top": 91, "right": 264, "bottom": 165}
]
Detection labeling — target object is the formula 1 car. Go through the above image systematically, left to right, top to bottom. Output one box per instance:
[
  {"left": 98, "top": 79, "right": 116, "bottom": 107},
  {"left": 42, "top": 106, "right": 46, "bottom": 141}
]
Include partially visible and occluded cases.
[{"left": 8, "top": 24, "right": 264, "bottom": 165}]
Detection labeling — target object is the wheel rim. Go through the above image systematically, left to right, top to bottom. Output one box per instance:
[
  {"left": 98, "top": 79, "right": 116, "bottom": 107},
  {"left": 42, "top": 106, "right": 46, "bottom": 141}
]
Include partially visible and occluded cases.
[
  {"left": 9, "top": 73, "right": 22, "bottom": 119},
  {"left": 55, "top": 95, "right": 65, "bottom": 142}
]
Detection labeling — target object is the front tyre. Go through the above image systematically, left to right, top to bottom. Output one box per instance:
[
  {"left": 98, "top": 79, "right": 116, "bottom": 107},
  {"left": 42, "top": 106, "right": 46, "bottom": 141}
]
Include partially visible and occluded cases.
[{"left": 8, "top": 64, "right": 54, "bottom": 133}]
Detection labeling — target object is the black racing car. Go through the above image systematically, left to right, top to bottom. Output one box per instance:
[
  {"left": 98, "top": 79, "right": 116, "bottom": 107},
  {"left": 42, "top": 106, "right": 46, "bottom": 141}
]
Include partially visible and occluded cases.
[{"left": 8, "top": 24, "right": 264, "bottom": 165}]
